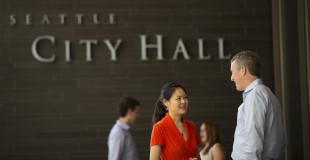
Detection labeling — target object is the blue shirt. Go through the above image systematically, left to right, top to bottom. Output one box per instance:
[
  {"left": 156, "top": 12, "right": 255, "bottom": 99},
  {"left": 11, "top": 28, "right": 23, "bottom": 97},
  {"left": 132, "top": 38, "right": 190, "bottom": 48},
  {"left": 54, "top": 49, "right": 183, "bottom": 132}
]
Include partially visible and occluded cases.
[
  {"left": 231, "top": 79, "right": 287, "bottom": 160},
  {"left": 108, "top": 120, "right": 139, "bottom": 160}
]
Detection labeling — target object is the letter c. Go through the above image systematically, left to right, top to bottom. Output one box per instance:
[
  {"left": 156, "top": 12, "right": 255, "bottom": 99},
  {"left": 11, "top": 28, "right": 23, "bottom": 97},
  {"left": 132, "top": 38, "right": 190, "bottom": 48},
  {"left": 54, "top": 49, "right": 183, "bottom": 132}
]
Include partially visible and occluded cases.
[{"left": 31, "top": 35, "right": 55, "bottom": 63}]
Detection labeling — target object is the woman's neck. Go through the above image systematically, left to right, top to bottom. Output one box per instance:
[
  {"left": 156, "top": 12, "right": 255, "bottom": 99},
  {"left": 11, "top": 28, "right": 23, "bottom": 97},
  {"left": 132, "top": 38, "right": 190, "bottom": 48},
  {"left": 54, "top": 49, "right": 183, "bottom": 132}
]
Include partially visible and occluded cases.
[
  {"left": 169, "top": 112, "right": 182, "bottom": 124},
  {"left": 203, "top": 142, "right": 210, "bottom": 148}
]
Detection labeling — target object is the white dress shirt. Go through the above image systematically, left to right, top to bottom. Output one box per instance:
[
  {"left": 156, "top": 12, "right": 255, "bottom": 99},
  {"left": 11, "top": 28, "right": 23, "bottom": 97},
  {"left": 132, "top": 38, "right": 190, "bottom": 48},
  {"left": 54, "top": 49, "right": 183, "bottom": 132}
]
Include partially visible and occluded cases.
[
  {"left": 231, "top": 79, "right": 287, "bottom": 160},
  {"left": 108, "top": 120, "right": 139, "bottom": 160}
]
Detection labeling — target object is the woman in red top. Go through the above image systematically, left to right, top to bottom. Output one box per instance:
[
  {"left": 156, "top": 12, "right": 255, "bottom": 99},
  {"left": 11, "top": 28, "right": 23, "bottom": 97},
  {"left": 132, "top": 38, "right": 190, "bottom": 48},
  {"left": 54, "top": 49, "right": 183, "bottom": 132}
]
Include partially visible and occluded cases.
[{"left": 150, "top": 82, "right": 200, "bottom": 160}]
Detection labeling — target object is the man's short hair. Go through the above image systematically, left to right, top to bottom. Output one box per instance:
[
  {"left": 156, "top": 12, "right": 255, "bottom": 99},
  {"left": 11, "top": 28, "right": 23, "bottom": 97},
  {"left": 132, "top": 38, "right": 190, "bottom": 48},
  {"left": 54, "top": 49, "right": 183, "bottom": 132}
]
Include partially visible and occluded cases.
[
  {"left": 230, "top": 50, "right": 261, "bottom": 77},
  {"left": 118, "top": 96, "right": 140, "bottom": 117}
]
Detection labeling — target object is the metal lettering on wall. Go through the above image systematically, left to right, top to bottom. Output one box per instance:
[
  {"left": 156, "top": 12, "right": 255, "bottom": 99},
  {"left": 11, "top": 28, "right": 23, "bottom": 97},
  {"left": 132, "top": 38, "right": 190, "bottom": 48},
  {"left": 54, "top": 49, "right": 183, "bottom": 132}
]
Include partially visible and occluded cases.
[{"left": 9, "top": 13, "right": 231, "bottom": 63}]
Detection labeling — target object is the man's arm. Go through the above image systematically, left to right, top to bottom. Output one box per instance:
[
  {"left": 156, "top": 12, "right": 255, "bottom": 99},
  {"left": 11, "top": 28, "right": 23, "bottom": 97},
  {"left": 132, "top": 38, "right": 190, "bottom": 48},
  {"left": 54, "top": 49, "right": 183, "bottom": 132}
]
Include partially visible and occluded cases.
[
  {"left": 241, "top": 94, "right": 267, "bottom": 159},
  {"left": 108, "top": 132, "right": 125, "bottom": 160}
]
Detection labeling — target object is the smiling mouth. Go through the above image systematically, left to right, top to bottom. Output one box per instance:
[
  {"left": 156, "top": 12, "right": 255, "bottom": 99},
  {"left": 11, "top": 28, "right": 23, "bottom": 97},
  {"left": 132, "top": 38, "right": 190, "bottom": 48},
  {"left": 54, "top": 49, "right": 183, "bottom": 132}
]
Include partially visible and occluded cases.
[{"left": 180, "top": 106, "right": 187, "bottom": 109}]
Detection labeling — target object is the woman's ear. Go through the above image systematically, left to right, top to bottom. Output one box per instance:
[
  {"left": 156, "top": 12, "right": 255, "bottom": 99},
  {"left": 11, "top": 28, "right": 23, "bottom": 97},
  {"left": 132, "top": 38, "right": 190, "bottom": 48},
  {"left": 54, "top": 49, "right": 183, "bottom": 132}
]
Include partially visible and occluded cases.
[{"left": 162, "top": 99, "right": 169, "bottom": 110}]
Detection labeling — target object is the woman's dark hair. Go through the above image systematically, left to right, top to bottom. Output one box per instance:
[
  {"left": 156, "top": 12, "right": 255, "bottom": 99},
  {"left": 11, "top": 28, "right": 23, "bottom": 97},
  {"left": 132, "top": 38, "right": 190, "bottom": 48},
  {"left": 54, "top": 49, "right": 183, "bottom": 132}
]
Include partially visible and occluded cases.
[
  {"left": 151, "top": 82, "right": 187, "bottom": 124},
  {"left": 118, "top": 96, "right": 140, "bottom": 118},
  {"left": 200, "top": 121, "right": 221, "bottom": 155}
]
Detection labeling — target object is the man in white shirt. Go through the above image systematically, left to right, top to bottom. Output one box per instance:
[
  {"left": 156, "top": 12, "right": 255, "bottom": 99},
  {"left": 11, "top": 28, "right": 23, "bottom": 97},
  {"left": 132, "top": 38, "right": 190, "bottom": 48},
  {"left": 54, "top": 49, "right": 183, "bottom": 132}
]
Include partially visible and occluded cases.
[
  {"left": 230, "top": 51, "right": 287, "bottom": 160},
  {"left": 108, "top": 96, "right": 140, "bottom": 160}
]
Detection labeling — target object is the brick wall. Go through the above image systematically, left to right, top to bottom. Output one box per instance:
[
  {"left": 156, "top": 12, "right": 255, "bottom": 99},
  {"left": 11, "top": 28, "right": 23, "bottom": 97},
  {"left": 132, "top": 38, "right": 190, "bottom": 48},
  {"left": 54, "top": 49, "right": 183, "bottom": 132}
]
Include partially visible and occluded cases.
[{"left": 0, "top": 0, "right": 273, "bottom": 159}]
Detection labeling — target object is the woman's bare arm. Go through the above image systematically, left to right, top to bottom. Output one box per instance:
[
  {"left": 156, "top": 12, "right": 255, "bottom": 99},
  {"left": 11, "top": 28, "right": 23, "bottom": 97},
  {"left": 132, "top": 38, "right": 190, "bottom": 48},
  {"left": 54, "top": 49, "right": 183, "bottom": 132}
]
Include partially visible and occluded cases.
[
  {"left": 213, "top": 143, "right": 225, "bottom": 160},
  {"left": 150, "top": 145, "right": 161, "bottom": 160}
]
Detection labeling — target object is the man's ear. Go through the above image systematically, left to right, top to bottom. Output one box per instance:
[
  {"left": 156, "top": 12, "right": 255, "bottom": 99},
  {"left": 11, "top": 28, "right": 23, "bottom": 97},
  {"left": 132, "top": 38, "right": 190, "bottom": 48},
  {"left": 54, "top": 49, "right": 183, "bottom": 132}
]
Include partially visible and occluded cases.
[
  {"left": 241, "top": 65, "right": 246, "bottom": 76},
  {"left": 127, "top": 108, "right": 133, "bottom": 116},
  {"left": 128, "top": 108, "right": 133, "bottom": 114}
]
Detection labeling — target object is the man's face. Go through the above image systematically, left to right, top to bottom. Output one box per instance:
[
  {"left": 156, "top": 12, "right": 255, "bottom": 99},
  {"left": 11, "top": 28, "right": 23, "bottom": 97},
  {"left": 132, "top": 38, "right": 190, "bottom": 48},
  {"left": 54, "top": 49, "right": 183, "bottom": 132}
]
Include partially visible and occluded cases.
[
  {"left": 230, "top": 60, "right": 245, "bottom": 91},
  {"left": 128, "top": 107, "right": 139, "bottom": 124}
]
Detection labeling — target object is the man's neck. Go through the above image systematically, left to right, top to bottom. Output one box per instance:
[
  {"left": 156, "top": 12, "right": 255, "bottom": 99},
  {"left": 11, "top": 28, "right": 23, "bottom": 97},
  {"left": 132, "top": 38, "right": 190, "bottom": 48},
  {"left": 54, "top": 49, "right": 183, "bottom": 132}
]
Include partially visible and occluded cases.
[
  {"left": 243, "top": 76, "right": 258, "bottom": 90},
  {"left": 119, "top": 117, "right": 130, "bottom": 125}
]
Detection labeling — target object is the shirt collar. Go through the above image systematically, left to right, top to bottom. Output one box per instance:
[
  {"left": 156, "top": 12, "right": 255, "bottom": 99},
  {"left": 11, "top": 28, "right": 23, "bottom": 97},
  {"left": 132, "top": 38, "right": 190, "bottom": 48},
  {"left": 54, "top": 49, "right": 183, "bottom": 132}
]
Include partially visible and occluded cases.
[
  {"left": 242, "top": 78, "right": 262, "bottom": 101},
  {"left": 165, "top": 113, "right": 184, "bottom": 122},
  {"left": 116, "top": 119, "right": 130, "bottom": 130}
]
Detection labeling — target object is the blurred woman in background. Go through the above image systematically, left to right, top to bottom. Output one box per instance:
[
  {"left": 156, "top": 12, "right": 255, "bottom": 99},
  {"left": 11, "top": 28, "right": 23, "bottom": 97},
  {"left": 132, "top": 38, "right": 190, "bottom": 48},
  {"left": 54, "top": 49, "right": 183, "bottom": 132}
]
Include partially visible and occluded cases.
[{"left": 199, "top": 121, "right": 225, "bottom": 160}]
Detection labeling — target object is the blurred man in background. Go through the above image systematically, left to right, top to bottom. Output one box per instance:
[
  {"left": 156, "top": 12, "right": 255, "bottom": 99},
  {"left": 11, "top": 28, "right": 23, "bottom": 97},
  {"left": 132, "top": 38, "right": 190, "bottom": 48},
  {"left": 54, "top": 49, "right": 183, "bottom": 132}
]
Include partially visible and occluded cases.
[{"left": 108, "top": 96, "right": 140, "bottom": 160}]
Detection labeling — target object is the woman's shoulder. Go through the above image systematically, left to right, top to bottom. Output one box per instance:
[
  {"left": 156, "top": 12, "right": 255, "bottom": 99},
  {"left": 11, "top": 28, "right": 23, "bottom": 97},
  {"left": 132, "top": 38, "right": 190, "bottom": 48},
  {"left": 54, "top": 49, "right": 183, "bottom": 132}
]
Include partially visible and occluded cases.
[
  {"left": 153, "top": 117, "right": 169, "bottom": 129},
  {"left": 153, "top": 120, "right": 163, "bottom": 128},
  {"left": 207, "top": 143, "right": 223, "bottom": 154},
  {"left": 212, "top": 143, "right": 225, "bottom": 159},
  {"left": 212, "top": 143, "right": 222, "bottom": 148},
  {"left": 212, "top": 143, "right": 224, "bottom": 150}
]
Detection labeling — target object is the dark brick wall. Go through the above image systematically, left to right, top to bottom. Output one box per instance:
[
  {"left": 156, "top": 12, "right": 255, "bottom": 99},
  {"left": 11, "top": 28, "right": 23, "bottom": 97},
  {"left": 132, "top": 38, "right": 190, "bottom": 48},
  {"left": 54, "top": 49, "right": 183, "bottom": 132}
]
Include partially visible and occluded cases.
[{"left": 0, "top": 0, "right": 273, "bottom": 159}]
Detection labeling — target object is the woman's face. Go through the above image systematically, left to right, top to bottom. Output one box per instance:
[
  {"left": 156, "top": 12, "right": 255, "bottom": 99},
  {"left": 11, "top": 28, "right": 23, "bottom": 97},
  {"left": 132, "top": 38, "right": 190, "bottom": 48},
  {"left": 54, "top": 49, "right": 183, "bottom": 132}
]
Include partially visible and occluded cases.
[
  {"left": 164, "top": 87, "right": 188, "bottom": 115},
  {"left": 200, "top": 123, "right": 208, "bottom": 143}
]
